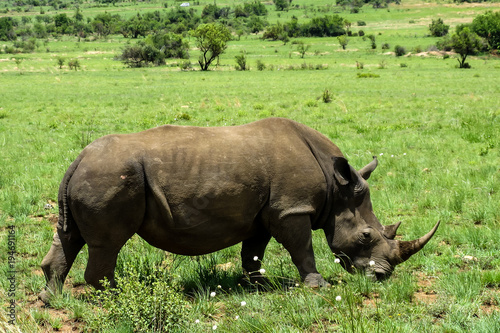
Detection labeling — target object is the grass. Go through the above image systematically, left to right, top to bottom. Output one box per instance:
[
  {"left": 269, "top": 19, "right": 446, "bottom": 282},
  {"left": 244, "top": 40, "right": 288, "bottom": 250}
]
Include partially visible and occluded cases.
[{"left": 0, "top": 0, "right": 499, "bottom": 331}]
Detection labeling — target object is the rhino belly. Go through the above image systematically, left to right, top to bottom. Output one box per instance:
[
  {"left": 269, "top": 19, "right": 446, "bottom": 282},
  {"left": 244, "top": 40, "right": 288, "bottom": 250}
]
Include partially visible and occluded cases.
[{"left": 137, "top": 210, "right": 261, "bottom": 255}]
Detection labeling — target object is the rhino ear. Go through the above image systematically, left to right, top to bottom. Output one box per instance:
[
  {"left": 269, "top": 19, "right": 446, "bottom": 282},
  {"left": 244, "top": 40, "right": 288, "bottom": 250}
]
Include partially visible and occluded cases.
[
  {"left": 359, "top": 156, "right": 378, "bottom": 180},
  {"left": 332, "top": 157, "right": 354, "bottom": 186},
  {"left": 383, "top": 221, "right": 401, "bottom": 239}
]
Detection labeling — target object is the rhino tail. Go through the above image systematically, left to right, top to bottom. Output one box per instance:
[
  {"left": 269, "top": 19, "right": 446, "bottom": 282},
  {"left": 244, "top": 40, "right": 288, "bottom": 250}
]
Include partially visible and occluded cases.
[{"left": 57, "top": 155, "right": 83, "bottom": 233}]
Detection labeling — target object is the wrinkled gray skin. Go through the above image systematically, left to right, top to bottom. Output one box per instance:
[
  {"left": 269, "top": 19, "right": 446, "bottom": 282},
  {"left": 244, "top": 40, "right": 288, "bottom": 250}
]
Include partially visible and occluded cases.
[{"left": 40, "top": 118, "right": 439, "bottom": 302}]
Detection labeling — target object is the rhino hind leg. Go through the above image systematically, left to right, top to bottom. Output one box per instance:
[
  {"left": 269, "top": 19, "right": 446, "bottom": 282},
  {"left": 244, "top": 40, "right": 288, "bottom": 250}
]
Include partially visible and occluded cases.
[
  {"left": 271, "top": 215, "right": 329, "bottom": 288},
  {"left": 40, "top": 229, "right": 86, "bottom": 303},
  {"left": 241, "top": 230, "right": 272, "bottom": 285},
  {"left": 84, "top": 245, "right": 123, "bottom": 289}
]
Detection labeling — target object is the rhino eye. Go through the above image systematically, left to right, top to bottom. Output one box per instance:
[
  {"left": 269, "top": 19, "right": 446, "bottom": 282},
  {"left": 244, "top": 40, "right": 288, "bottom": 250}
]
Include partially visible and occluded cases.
[{"left": 359, "top": 231, "right": 372, "bottom": 245}]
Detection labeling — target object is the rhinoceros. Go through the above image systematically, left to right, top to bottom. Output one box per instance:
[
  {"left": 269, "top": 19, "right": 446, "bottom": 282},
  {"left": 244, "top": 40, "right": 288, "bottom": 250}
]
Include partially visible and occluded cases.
[{"left": 40, "top": 118, "right": 439, "bottom": 302}]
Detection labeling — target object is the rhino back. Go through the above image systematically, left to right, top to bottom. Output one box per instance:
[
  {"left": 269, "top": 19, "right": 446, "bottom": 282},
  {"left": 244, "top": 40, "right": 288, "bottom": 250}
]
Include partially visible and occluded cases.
[{"left": 66, "top": 118, "right": 340, "bottom": 255}]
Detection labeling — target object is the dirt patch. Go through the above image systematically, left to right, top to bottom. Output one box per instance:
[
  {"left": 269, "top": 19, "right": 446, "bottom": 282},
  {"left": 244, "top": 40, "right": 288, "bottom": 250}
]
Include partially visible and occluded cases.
[
  {"left": 412, "top": 51, "right": 456, "bottom": 57},
  {"left": 25, "top": 283, "right": 90, "bottom": 332}
]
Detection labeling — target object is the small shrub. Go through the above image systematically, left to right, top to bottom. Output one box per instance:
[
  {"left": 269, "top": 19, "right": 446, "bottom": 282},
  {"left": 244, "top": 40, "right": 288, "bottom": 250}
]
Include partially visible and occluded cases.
[
  {"left": 429, "top": 18, "right": 449, "bottom": 37},
  {"left": 357, "top": 20, "right": 366, "bottom": 26},
  {"left": 358, "top": 30, "right": 365, "bottom": 37},
  {"left": 367, "top": 34, "right": 376, "bottom": 49},
  {"left": 437, "top": 36, "right": 453, "bottom": 51},
  {"left": 382, "top": 43, "right": 390, "bottom": 50},
  {"left": 394, "top": 45, "right": 406, "bottom": 56},
  {"left": 235, "top": 52, "right": 248, "bottom": 71},
  {"left": 56, "top": 56, "right": 65, "bottom": 69},
  {"left": 68, "top": 59, "right": 80, "bottom": 71},
  {"left": 256, "top": 59, "right": 266, "bottom": 71},
  {"left": 179, "top": 60, "right": 192, "bottom": 71},
  {"left": 378, "top": 60, "right": 387, "bottom": 69},
  {"left": 356, "top": 61, "right": 364, "bottom": 69},
  {"left": 400, "top": 63, "right": 408, "bottom": 68},
  {"left": 357, "top": 72, "right": 380, "bottom": 78},
  {"left": 322, "top": 89, "right": 333, "bottom": 103},
  {"left": 305, "top": 99, "right": 318, "bottom": 107},
  {"left": 176, "top": 112, "right": 191, "bottom": 121},
  {"left": 91, "top": 266, "right": 189, "bottom": 332}
]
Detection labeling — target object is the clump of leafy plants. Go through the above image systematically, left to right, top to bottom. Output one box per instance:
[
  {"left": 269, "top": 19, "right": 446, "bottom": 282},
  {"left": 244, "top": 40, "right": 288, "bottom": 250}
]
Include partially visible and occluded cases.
[
  {"left": 394, "top": 45, "right": 406, "bottom": 57},
  {"left": 90, "top": 265, "right": 189, "bottom": 332}
]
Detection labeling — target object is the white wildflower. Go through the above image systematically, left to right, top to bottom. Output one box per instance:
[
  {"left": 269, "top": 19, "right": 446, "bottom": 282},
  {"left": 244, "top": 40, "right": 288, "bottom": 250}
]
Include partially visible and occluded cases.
[
  {"left": 379, "top": 153, "right": 384, "bottom": 156},
  {"left": 253, "top": 256, "right": 259, "bottom": 261},
  {"left": 334, "top": 258, "right": 341, "bottom": 264},
  {"left": 369, "top": 260, "right": 375, "bottom": 267},
  {"left": 259, "top": 268, "right": 266, "bottom": 274},
  {"left": 217, "top": 285, "right": 222, "bottom": 289},
  {"left": 210, "top": 291, "right": 216, "bottom": 297},
  {"left": 336, "top": 295, "right": 342, "bottom": 302},
  {"left": 240, "top": 301, "right": 247, "bottom": 306},
  {"left": 235, "top": 315, "right": 240, "bottom": 320},
  {"left": 195, "top": 319, "right": 200, "bottom": 324},
  {"left": 212, "top": 324, "right": 218, "bottom": 330}
]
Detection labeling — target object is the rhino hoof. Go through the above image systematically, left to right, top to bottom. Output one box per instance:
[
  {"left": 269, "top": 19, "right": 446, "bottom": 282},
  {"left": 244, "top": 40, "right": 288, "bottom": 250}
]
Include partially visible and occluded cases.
[
  {"left": 304, "top": 273, "right": 330, "bottom": 288},
  {"left": 240, "top": 274, "right": 271, "bottom": 289},
  {"left": 39, "top": 290, "right": 52, "bottom": 305}
]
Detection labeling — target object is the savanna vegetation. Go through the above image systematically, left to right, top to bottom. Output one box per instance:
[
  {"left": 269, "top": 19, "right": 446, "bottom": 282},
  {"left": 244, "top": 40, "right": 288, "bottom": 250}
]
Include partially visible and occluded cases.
[{"left": 0, "top": 0, "right": 499, "bottom": 332}]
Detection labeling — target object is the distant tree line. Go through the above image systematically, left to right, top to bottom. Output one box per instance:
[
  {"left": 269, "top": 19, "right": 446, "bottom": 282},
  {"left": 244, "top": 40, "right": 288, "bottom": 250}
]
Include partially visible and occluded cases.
[
  {"left": 0, "top": 2, "right": 271, "bottom": 41},
  {"left": 263, "top": 15, "right": 347, "bottom": 42}
]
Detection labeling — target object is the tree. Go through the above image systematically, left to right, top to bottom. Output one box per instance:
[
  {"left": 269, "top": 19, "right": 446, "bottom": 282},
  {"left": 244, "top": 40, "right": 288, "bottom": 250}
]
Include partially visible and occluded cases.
[
  {"left": 274, "top": 0, "right": 290, "bottom": 11},
  {"left": 470, "top": 11, "right": 500, "bottom": 50},
  {"left": 0, "top": 17, "right": 16, "bottom": 41},
  {"left": 429, "top": 18, "right": 449, "bottom": 37},
  {"left": 191, "top": 23, "right": 232, "bottom": 71},
  {"left": 451, "top": 27, "right": 482, "bottom": 68},
  {"left": 337, "top": 35, "right": 349, "bottom": 50},
  {"left": 296, "top": 40, "right": 310, "bottom": 58},
  {"left": 56, "top": 56, "right": 65, "bottom": 69}
]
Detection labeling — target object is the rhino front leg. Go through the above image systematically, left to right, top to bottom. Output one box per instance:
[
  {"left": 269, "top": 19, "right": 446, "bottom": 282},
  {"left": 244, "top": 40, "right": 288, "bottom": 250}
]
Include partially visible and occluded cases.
[
  {"left": 272, "top": 215, "right": 329, "bottom": 288},
  {"left": 40, "top": 229, "right": 86, "bottom": 303},
  {"left": 241, "top": 229, "right": 272, "bottom": 285}
]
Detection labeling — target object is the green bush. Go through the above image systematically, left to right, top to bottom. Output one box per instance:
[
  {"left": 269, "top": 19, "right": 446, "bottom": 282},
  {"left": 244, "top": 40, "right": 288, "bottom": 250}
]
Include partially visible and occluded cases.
[
  {"left": 470, "top": 11, "right": 500, "bottom": 50},
  {"left": 429, "top": 18, "right": 449, "bottom": 37},
  {"left": 120, "top": 32, "right": 189, "bottom": 68},
  {"left": 394, "top": 45, "right": 406, "bottom": 56},
  {"left": 235, "top": 52, "right": 248, "bottom": 70},
  {"left": 68, "top": 59, "right": 81, "bottom": 71},
  {"left": 256, "top": 59, "right": 266, "bottom": 71},
  {"left": 357, "top": 72, "right": 380, "bottom": 78},
  {"left": 322, "top": 88, "right": 333, "bottom": 103},
  {"left": 91, "top": 265, "right": 189, "bottom": 332}
]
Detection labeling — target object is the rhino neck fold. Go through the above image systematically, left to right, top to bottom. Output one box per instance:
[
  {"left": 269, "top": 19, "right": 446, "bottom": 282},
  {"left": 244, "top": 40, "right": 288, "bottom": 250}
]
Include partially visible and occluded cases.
[{"left": 299, "top": 134, "right": 338, "bottom": 230}]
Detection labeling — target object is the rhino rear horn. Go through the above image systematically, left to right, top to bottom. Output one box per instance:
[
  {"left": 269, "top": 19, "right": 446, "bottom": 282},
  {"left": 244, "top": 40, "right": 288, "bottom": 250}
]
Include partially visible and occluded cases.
[
  {"left": 358, "top": 156, "right": 378, "bottom": 180},
  {"left": 398, "top": 221, "right": 440, "bottom": 262}
]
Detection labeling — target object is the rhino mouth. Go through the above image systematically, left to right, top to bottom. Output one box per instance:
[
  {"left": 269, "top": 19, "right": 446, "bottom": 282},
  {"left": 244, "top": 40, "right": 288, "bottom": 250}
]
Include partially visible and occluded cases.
[
  {"left": 336, "top": 254, "right": 393, "bottom": 281},
  {"left": 366, "top": 269, "right": 392, "bottom": 281}
]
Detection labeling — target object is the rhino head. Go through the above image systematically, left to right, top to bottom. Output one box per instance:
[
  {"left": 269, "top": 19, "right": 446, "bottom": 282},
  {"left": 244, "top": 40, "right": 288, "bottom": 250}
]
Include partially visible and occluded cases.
[{"left": 324, "top": 156, "right": 439, "bottom": 280}]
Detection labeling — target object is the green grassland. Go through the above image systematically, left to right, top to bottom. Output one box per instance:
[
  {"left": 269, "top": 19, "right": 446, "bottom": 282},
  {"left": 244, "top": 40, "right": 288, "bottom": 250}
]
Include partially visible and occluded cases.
[{"left": 1, "top": 0, "right": 500, "bottom": 332}]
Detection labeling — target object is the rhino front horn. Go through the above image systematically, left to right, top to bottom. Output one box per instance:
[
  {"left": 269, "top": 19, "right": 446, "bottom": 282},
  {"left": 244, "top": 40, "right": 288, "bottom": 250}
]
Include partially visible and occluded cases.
[{"left": 398, "top": 221, "right": 440, "bottom": 262}]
